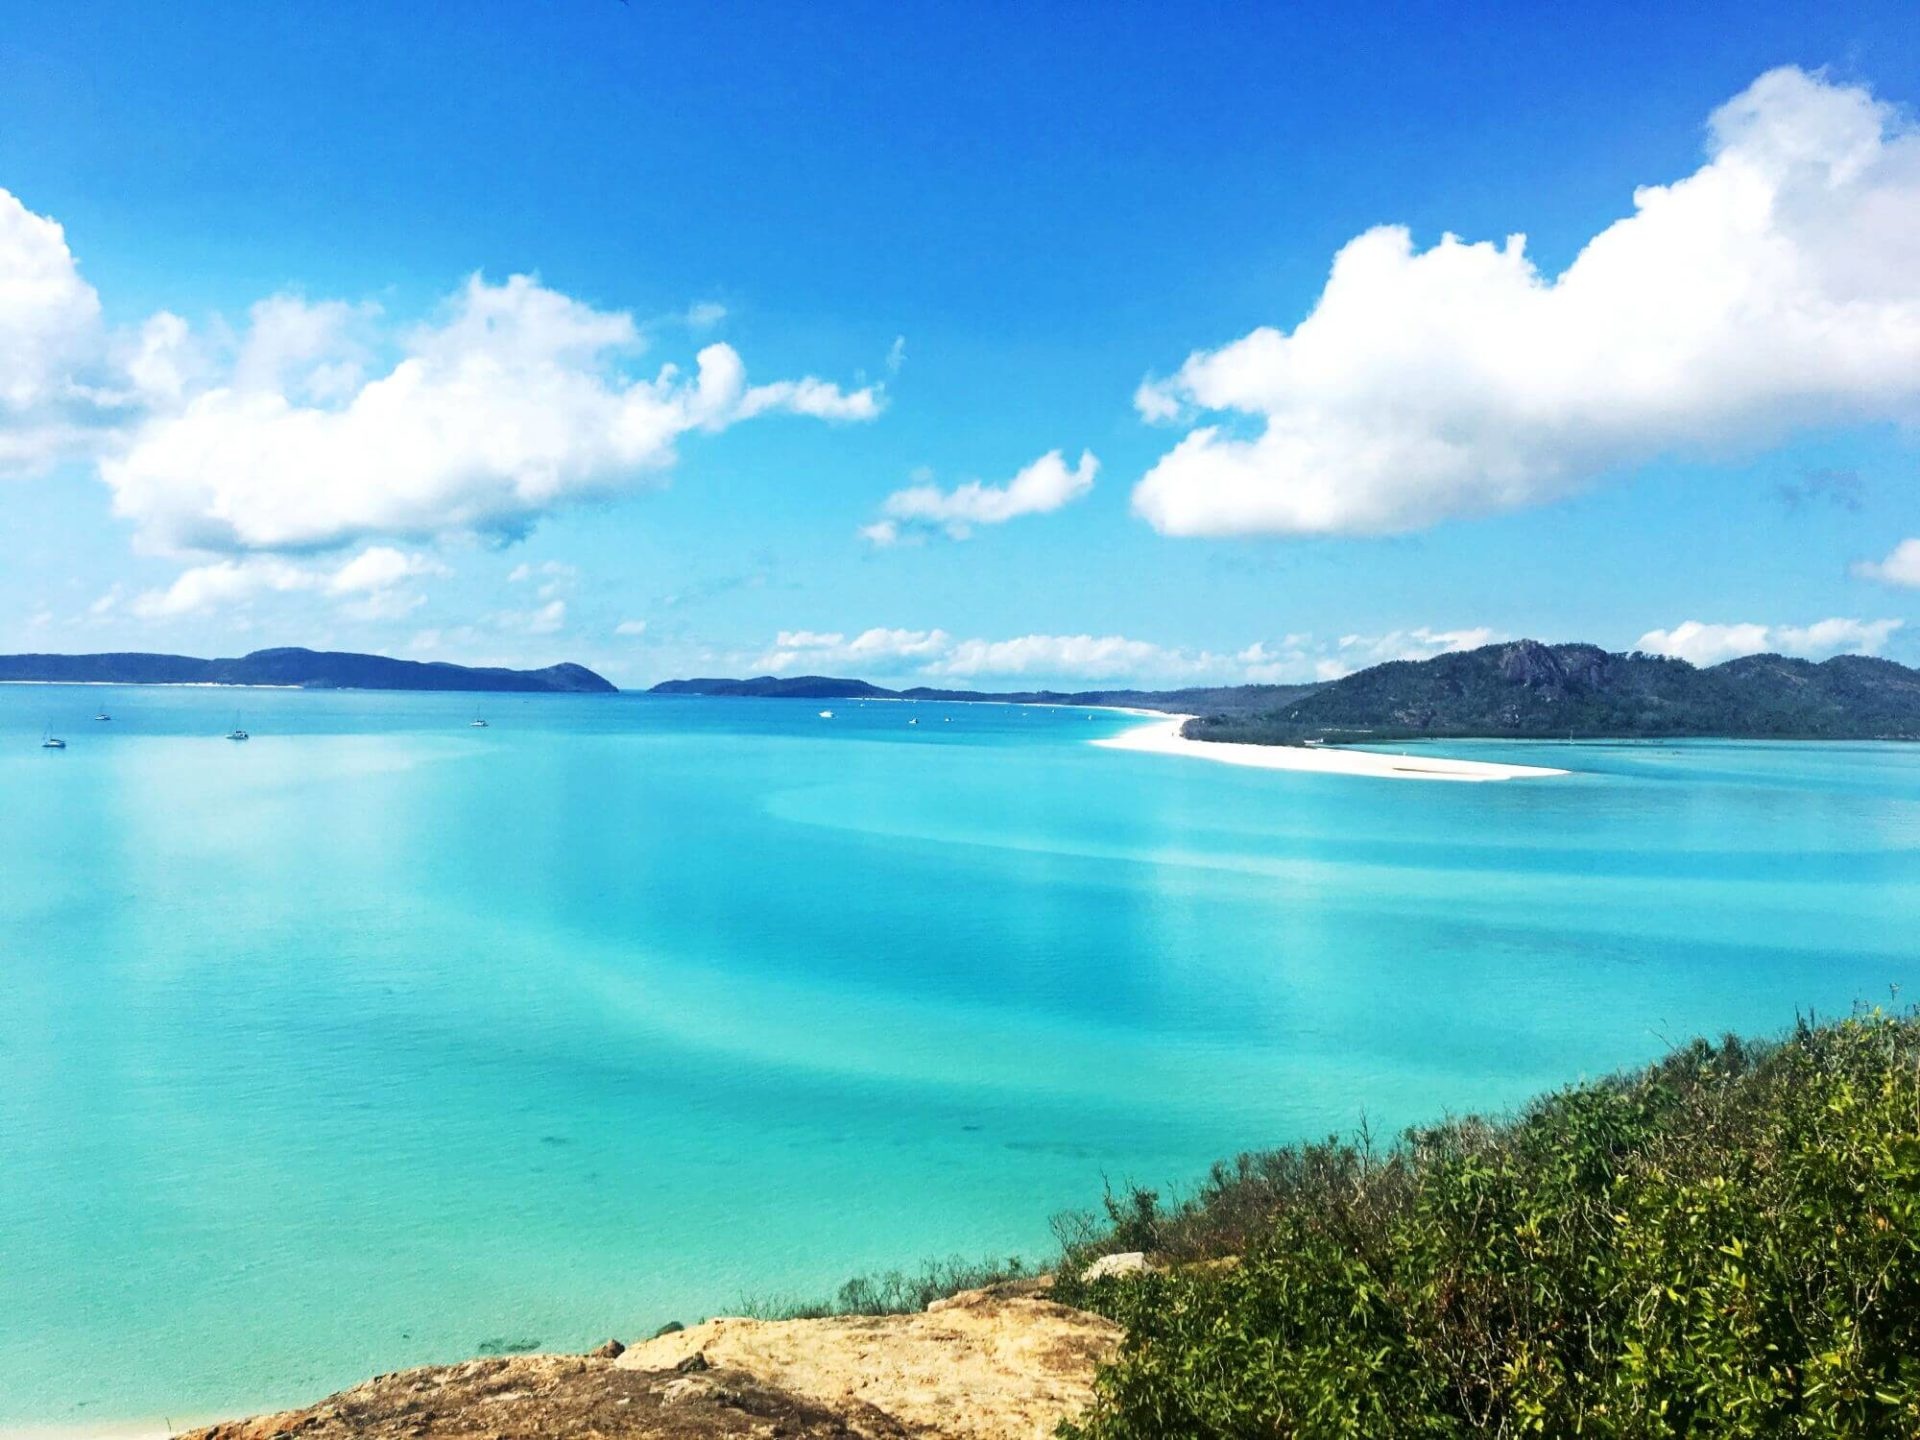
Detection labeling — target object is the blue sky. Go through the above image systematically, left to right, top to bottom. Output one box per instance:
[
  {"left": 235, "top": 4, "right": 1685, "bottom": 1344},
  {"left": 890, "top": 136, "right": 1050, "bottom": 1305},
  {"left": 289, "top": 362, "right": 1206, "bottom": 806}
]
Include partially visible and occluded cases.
[{"left": 2, "top": 1, "right": 1917, "bottom": 688}]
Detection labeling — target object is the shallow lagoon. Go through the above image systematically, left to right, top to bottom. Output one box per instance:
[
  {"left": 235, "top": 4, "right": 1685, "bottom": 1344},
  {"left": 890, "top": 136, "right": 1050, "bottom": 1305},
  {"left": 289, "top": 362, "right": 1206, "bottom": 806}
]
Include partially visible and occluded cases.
[{"left": 3, "top": 685, "right": 1917, "bottom": 1426}]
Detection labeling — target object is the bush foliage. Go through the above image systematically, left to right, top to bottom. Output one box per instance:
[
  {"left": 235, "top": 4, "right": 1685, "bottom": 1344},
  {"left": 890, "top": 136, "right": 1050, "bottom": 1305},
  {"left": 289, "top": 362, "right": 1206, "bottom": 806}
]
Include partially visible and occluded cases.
[
  {"left": 1059, "top": 1012, "right": 1920, "bottom": 1438},
  {"left": 736, "top": 1253, "right": 1033, "bottom": 1320}
]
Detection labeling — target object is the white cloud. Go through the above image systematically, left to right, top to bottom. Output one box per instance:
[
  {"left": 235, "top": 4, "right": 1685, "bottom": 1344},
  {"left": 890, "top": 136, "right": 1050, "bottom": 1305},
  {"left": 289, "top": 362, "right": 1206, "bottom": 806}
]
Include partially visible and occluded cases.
[
  {"left": 1133, "top": 68, "right": 1920, "bottom": 537},
  {"left": 0, "top": 187, "right": 120, "bottom": 469},
  {"left": 0, "top": 189, "right": 100, "bottom": 410},
  {"left": 101, "top": 274, "right": 883, "bottom": 553},
  {"left": 231, "top": 295, "right": 376, "bottom": 402},
  {"left": 684, "top": 301, "right": 727, "bottom": 331},
  {"left": 886, "top": 335, "right": 906, "bottom": 375},
  {"left": 868, "top": 449, "right": 1098, "bottom": 543},
  {"left": 1853, "top": 538, "right": 1920, "bottom": 588},
  {"left": 130, "top": 545, "right": 448, "bottom": 620},
  {"left": 506, "top": 558, "right": 578, "bottom": 599},
  {"left": 495, "top": 598, "right": 568, "bottom": 636},
  {"left": 1637, "top": 616, "right": 1903, "bottom": 665},
  {"left": 615, "top": 619, "right": 648, "bottom": 636},
  {"left": 748, "top": 624, "right": 1483, "bottom": 685},
  {"left": 1319, "top": 626, "right": 1500, "bottom": 679},
  {"left": 756, "top": 627, "right": 954, "bottom": 673},
  {"left": 1222, "top": 628, "right": 1500, "bottom": 683},
  {"left": 925, "top": 633, "right": 1200, "bottom": 680}
]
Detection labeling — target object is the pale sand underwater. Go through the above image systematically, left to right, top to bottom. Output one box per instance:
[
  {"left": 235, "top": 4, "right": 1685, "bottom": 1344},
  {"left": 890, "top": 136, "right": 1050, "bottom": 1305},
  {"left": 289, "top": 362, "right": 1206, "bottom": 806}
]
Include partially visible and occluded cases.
[{"left": 1093, "top": 715, "right": 1571, "bottom": 782}]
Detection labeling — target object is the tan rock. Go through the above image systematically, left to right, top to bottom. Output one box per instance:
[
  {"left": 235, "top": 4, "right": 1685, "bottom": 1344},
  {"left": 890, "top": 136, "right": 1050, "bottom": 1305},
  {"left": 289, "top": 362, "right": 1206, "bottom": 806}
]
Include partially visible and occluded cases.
[
  {"left": 1078, "top": 1251, "right": 1149, "bottom": 1282},
  {"left": 174, "top": 1285, "right": 1118, "bottom": 1440},
  {"left": 617, "top": 1285, "right": 1121, "bottom": 1440}
]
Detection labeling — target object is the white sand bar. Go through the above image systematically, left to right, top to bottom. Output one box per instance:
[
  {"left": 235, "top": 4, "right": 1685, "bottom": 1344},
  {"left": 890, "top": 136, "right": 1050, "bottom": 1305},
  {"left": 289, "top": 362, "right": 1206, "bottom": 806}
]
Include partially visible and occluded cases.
[{"left": 1093, "top": 715, "right": 1569, "bottom": 782}]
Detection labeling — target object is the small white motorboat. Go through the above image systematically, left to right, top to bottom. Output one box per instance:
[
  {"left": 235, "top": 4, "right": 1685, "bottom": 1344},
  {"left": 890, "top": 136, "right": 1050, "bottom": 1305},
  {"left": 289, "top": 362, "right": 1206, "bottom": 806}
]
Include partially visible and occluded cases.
[
  {"left": 818, "top": 710, "right": 834, "bottom": 719},
  {"left": 95, "top": 711, "right": 111, "bottom": 722},
  {"left": 907, "top": 717, "right": 919, "bottom": 726},
  {"left": 226, "top": 726, "right": 250, "bottom": 741}
]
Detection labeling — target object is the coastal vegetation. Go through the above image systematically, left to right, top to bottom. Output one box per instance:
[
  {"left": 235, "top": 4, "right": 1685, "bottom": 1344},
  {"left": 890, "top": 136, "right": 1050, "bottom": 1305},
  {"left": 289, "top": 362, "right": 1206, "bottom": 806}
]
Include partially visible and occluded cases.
[
  {"left": 654, "top": 640, "right": 1920, "bottom": 742},
  {"left": 1191, "top": 640, "right": 1920, "bottom": 744},
  {"left": 1054, "top": 1010, "right": 1920, "bottom": 1438},
  {"left": 737, "top": 1255, "right": 1038, "bottom": 1321}
]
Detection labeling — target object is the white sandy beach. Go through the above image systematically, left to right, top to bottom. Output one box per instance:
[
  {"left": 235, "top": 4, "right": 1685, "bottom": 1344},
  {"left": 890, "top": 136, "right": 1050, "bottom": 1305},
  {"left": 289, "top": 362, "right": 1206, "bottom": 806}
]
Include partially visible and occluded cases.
[{"left": 1093, "top": 715, "right": 1570, "bottom": 782}]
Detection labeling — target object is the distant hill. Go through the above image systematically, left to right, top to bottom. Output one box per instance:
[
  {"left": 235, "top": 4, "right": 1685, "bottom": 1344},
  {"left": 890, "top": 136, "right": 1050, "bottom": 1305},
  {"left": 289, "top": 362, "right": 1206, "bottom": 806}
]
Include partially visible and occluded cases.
[
  {"left": 1191, "top": 640, "right": 1920, "bottom": 743},
  {"left": 653, "top": 642, "right": 1920, "bottom": 742},
  {"left": 0, "top": 647, "right": 617, "bottom": 694},
  {"left": 648, "top": 674, "right": 1321, "bottom": 712}
]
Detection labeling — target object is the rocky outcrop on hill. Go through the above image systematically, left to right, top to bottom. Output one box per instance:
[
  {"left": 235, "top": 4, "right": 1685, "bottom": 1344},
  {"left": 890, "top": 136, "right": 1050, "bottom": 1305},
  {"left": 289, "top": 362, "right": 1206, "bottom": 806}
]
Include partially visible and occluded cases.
[
  {"left": 1189, "top": 640, "right": 1920, "bottom": 743},
  {"left": 175, "top": 1282, "right": 1118, "bottom": 1440}
]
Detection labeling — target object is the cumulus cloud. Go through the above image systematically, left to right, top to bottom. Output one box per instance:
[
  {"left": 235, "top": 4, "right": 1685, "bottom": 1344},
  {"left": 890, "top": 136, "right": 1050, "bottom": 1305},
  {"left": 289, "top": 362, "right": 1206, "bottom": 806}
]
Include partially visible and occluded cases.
[
  {"left": 1133, "top": 67, "right": 1920, "bottom": 537},
  {"left": 0, "top": 185, "right": 881, "bottom": 560},
  {"left": 0, "top": 187, "right": 126, "bottom": 469},
  {"left": 100, "top": 274, "right": 882, "bottom": 554},
  {"left": 865, "top": 449, "right": 1098, "bottom": 544},
  {"left": 1853, "top": 538, "right": 1920, "bottom": 588},
  {"left": 130, "top": 545, "right": 448, "bottom": 620},
  {"left": 506, "top": 558, "right": 578, "bottom": 601},
  {"left": 495, "top": 597, "right": 567, "bottom": 636},
  {"left": 1636, "top": 617, "right": 1903, "bottom": 665},
  {"left": 749, "top": 623, "right": 1498, "bottom": 686},
  {"left": 756, "top": 627, "right": 955, "bottom": 672},
  {"left": 1224, "top": 627, "right": 1500, "bottom": 683},
  {"left": 1318, "top": 627, "right": 1501, "bottom": 680},
  {"left": 925, "top": 633, "right": 1197, "bottom": 680}
]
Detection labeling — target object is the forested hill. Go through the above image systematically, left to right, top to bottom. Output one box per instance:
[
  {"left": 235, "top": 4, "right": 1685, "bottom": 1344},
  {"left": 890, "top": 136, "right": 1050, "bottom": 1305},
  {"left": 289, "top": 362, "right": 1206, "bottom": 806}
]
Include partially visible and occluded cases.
[
  {"left": 1190, "top": 640, "right": 1920, "bottom": 743},
  {"left": 656, "top": 641, "right": 1920, "bottom": 741},
  {"left": 0, "top": 648, "right": 616, "bottom": 693},
  {"left": 649, "top": 674, "right": 1321, "bottom": 711}
]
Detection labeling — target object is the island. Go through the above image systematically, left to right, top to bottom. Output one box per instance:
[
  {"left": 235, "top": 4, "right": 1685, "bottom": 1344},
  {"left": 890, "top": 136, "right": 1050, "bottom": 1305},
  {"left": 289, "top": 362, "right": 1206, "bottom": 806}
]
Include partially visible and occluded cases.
[
  {"left": 656, "top": 639, "right": 1920, "bottom": 743},
  {"left": 0, "top": 647, "right": 617, "bottom": 694}
]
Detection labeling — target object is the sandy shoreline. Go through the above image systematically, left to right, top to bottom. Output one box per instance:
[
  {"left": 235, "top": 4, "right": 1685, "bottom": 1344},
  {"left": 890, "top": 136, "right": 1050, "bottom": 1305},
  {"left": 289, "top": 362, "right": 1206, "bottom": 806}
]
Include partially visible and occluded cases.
[{"left": 1093, "top": 715, "right": 1570, "bottom": 782}]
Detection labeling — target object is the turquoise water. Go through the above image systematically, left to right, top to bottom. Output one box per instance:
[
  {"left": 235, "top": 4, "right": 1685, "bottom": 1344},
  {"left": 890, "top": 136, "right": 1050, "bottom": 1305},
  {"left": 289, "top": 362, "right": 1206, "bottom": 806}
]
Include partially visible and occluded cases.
[{"left": 2, "top": 686, "right": 1918, "bottom": 1427}]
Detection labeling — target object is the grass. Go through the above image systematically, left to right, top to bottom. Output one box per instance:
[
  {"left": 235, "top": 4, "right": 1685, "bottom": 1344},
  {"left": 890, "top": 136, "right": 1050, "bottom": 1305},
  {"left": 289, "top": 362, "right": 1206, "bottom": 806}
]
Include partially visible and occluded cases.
[{"left": 732, "top": 1254, "right": 1037, "bottom": 1320}]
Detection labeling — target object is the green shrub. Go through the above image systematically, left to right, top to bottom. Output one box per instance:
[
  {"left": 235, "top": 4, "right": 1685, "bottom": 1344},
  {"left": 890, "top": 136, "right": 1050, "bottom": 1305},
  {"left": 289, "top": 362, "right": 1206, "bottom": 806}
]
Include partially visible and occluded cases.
[
  {"left": 1062, "top": 1012, "right": 1920, "bottom": 1438},
  {"left": 737, "top": 1253, "right": 1033, "bottom": 1320}
]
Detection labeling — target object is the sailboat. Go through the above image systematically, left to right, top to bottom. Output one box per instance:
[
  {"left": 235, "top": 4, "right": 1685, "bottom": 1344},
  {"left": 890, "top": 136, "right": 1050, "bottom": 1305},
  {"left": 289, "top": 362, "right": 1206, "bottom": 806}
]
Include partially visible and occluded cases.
[
  {"left": 94, "top": 710, "right": 111, "bottom": 722},
  {"left": 226, "top": 713, "right": 250, "bottom": 741},
  {"left": 470, "top": 718, "right": 489, "bottom": 728},
  {"left": 40, "top": 730, "right": 65, "bottom": 749}
]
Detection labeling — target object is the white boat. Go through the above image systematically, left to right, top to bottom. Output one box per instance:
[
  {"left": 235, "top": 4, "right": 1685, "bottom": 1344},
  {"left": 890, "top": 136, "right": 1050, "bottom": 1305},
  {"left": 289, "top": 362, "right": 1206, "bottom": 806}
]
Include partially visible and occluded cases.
[
  {"left": 818, "top": 710, "right": 834, "bottom": 719},
  {"left": 94, "top": 711, "right": 111, "bottom": 722},
  {"left": 907, "top": 717, "right": 919, "bottom": 726},
  {"left": 470, "top": 718, "right": 489, "bottom": 728},
  {"left": 226, "top": 728, "right": 250, "bottom": 741},
  {"left": 41, "top": 734, "right": 65, "bottom": 749}
]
